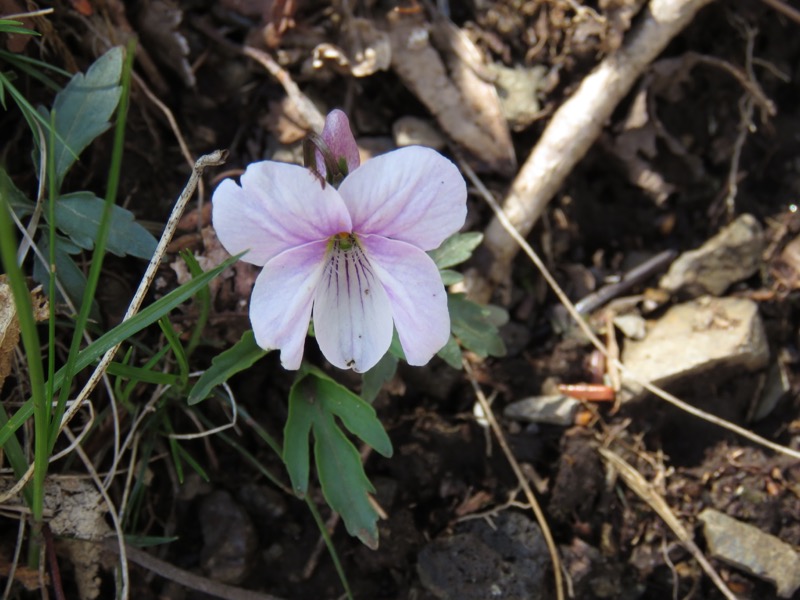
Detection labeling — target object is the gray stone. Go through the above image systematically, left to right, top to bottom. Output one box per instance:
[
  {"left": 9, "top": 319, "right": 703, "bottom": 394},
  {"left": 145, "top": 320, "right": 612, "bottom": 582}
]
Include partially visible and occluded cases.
[
  {"left": 660, "top": 213, "right": 764, "bottom": 297},
  {"left": 621, "top": 297, "right": 769, "bottom": 400},
  {"left": 504, "top": 395, "right": 581, "bottom": 426},
  {"left": 199, "top": 490, "right": 258, "bottom": 584},
  {"left": 698, "top": 508, "right": 800, "bottom": 598},
  {"left": 417, "top": 512, "right": 548, "bottom": 600}
]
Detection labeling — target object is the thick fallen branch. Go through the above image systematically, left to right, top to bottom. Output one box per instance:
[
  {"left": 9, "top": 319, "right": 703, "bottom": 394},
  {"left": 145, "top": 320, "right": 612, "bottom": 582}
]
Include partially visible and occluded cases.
[{"left": 482, "top": 0, "right": 716, "bottom": 288}]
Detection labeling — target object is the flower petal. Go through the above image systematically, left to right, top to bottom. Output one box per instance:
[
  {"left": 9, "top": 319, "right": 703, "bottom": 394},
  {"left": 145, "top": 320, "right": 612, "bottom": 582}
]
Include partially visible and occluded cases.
[
  {"left": 316, "top": 109, "right": 361, "bottom": 180},
  {"left": 338, "top": 146, "right": 467, "bottom": 250},
  {"left": 212, "top": 161, "right": 351, "bottom": 266},
  {"left": 361, "top": 235, "right": 449, "bottom": 365},
  {"left": 313, "top": 238, "right": 393, "bottom": 372},
  {"left": 250, "top": 240, "right": 329, "bottom": 370}
]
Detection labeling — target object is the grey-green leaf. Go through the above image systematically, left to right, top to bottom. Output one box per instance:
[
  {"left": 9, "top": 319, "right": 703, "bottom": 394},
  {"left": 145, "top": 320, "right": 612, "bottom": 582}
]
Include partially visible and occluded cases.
[
  {"left": 52, "top": 46, "right": 123, "bottom": 184},
  {"left": 0, "top": 167, "right": 35, "bottom": 218},
  {"left": 55, "top": 192, "right": 157, "bottom": 259},
  {"left": 428, "top": 232, "right": 483, "bottom": 269},
  {"left": 32, "top": 233, "right": 94, "bottom": 317},
  {"left": 449, "top": 294, "right": 508, "bottom": 358},
  {"left": 188, "top": 331, "right": 269, "bottom": 405},
  {"left": 437, "top": 334, "right": 462, "bottom": 369}
]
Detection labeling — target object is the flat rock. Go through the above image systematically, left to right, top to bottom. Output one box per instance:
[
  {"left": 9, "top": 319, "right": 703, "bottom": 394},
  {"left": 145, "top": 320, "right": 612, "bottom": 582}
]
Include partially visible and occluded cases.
[
  {"left": 660, "top": 213, "right": 764, "bottom": 297},
  {"left": 621, "top": 297, "right": 769, "bottom": 400},
  {"left": 504, "top": 395, "right": 581, "bottom": 426},
  {"left": 199, "top": 490, "right": 258, "bottom": 584},
  {"left": 698, "top": 508, "right": 800, "bottom": 598},
  {"left": 417, "top": 512, "right": 548, "bottom": 600}
]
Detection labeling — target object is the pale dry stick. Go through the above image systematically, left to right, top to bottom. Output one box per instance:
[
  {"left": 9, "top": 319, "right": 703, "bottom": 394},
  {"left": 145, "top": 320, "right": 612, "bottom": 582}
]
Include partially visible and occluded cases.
[
  {"left": 482, "top": 0, "right": 717, "bottom": 288},
  {"left": 760, "top": 0, "right": 800, "bottom": 25},
  {"left": 1, "top": 7, "right": 54, "bottom": 18},
  {"left": 719, "top": 24, "right": 759, "bottom": 220},
  {"left": 242, "top": 46, "right": 325, "bottom": 132},
  {"left": 132, "top": 72, "right": 203, "bottom": 204},
  {"left": 16, "top": 116, "right": 47, "bottom": 265},
  {"left": 52, "top": 151, "right": 228, "bottom": 481},
  {"left": 462, "top": 158, "right": 800, "bottom": 461},
  {"left": 11, "top": 342, "right": 106, "bottom": 520},
  {"left": 462, "top": 359, "right": 565, "bottom": 600},
  {"left": 169, "top": 381, "right": 238, "bottom": 440},
  {"left": 48, "top": 401, "right": 94, "bottom": 462},
  {"left": 63, "top": 428, "right": 130, "bottom": 600},
  {"left": 117, "top": 431, "right": 140, "bottom": 522},
  {"left": 599, "top": 447, "right": 738, "bottom": 600},
  {"left": 1, "top": 516, "right": 26, "bottom": 600},
  {"left": 101, "top": 538, "right": 286, "bottom": 600}
]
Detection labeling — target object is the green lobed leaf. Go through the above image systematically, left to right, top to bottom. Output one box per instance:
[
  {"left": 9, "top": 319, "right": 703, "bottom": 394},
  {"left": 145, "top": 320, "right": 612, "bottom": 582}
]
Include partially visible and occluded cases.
[
  {"left": 51, "top": 46, "right": 123, "bottom": 184},
  {"left": 54, "top": 191, "right": 157, "bottom": 259},
  {"left": 428, "top": 232, "right": 483, "bottom": 270},
  {"left": 439, "top": 269, "right": 464, "bottom": 285},
  {"left": 448, "top": 294, "right": 508, "bottom": 358},
  {"left": 188, "top": 330, "right": 269, "bottom": 405},
  {"left": 436, "top": 334, "right": 462, "bottom": 369},
  {"left": 361, "top": 352, "right": 398, "bottom": 403},
  {"left": 307, "top": 367, "right": 392, "bottom": 457},
  {"left": 283, "top": 370, "right": 393, "bottom": 548},
  {"left": 283, "top": 377, "right": 316, "bottom": 497},
  {"left": 313, "top": 407, "right": 380, "bottom": 549}
]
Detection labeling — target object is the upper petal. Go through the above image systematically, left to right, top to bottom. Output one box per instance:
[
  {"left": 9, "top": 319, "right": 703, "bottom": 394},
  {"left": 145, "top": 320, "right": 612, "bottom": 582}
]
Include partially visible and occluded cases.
[
  {"left": 316, "top": 109, "right": 361, "bottom": 180},
  {"left": 338, "top": 146, "right": 467, "bottom": 250},
  {"left": 212, "top": 161, "right": 351, "bottom": 266},
  {"left": 361, "top": 235, "right": 450, "bottom": 366},
  {"left": 313, "top": 238, "right": 393, "bottom": 372},
  {"left": 250, "top": 240, "right": 329, "bottom": 370}
]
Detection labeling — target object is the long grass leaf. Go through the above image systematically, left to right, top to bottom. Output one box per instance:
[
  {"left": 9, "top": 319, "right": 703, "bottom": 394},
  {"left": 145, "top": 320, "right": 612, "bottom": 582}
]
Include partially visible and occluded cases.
[
  {"left": 48, "top": 42, "right": 133, "bottom": 451},
  {"left": 0, "top": 174, "right": 47, "bottom": 521},
  {"left": 0, "top": 254, "right": 239, "bottom": 450}
]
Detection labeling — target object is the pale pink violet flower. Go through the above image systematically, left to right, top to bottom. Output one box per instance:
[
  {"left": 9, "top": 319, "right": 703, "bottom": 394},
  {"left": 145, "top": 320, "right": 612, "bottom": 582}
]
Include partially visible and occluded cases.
[{"left": 212, "top": 109, "right": 467, "bottom": 372}]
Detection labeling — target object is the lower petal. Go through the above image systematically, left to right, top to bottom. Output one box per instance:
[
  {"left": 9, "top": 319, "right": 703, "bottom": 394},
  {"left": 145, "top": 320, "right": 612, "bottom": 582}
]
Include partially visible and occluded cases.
[
  {"left": 360, "top": 236, "right": 449, "bottom": 366},
  {"left": 313, "top": 240, "right": 393, "bottom": 372},
  {"left": 250, "top": 241, "right": 328, "bottom": 370}
]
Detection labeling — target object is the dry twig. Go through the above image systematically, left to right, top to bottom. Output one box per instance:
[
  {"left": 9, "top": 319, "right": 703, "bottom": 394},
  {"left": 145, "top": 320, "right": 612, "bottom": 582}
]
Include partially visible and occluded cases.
[
  {"left": 482, "top": 0, "right": 716, "bottom": 290},
  {"left": 463, "top": 359, "right": 565, "bottom": 600},
  {"left": 599, "top": 447, "right": 738, "bottom": 600}
]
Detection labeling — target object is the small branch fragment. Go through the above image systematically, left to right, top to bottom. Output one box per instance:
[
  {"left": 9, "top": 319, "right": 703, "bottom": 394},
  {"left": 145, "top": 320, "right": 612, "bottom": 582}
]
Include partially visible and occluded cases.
[{"left": 483, "top": 0, "right": 716, "bottom": 287}]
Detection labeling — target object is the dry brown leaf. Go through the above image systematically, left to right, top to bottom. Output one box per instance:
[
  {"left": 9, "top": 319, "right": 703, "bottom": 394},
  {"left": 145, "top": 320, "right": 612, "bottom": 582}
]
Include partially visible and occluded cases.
[
  {"left": 136, "top": 0, "right": 195, "bottom": 88},
  {"left": 388, "top": 11, "right": 516, "bottom": 175},
  {"left": 312, "top": 18, "right": 391, "bottom": 78},
  {"left": 0, "top": 276, "right": 48, "bottom": 392},
  {"left": 0, "top": 276, "right": 20, "bottom": 392}
]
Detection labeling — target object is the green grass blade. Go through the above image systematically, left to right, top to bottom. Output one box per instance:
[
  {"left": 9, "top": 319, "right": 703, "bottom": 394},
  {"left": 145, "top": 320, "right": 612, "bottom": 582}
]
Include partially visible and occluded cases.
[
  {"left": 48, "top": 41, "right": 134, "bottom": 451},
  {"left": 0, "top": 174, "right": 47, "bottom": 522},
  {"left": 181, "top": 250, "right": 210, "bottom": 356},
  {"left": 0, "top": 254, "right": 240, "bottom": 450},
  {"left": 158, "top": 316, "right": 189, "bottom": 389},
  {"left": 105, "top": 361, "right": 178, "bottom": 386}
]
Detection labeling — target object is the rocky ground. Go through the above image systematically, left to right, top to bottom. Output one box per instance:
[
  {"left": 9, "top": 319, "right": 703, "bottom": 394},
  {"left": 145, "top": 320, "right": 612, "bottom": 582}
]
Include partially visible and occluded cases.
[{"left": 3, "top": 0, "right": 800, "bottom": 599}]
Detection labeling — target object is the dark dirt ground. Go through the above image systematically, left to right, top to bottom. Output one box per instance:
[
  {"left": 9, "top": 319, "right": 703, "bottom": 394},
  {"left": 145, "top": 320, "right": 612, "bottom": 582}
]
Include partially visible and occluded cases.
[{"left": 3, "top": 0, "right": 800, "bottom": 599}]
